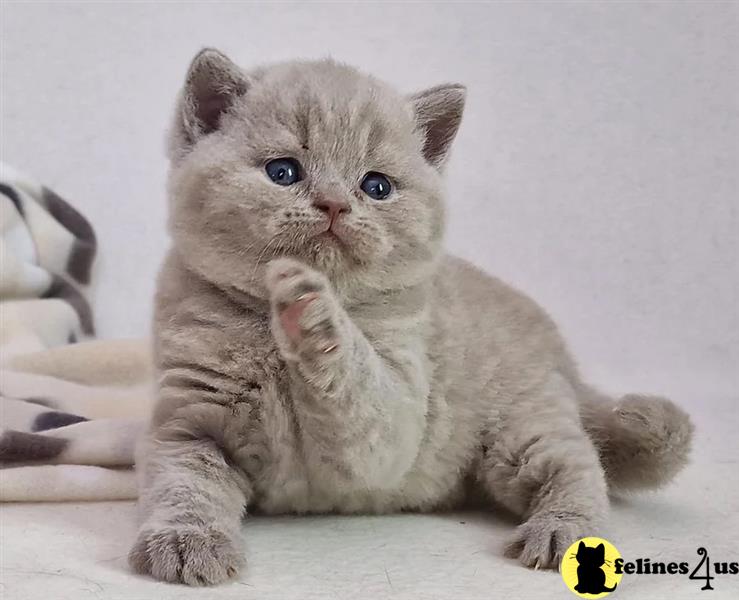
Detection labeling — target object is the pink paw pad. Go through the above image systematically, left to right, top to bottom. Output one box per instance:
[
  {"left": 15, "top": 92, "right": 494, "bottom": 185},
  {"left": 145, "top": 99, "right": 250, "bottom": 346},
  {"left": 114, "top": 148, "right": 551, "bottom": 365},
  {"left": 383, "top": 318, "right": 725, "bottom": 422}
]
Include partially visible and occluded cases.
[{"left": 278, "top": 293, "right": 319, "bottom": 343}]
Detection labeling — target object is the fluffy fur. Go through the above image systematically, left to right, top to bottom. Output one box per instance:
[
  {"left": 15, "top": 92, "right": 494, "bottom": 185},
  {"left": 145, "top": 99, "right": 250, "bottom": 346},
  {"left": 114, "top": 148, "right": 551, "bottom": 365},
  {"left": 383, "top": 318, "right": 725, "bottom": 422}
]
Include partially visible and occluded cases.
[{"left": 130, "top": 49, "right": 694, "bottom": 585}]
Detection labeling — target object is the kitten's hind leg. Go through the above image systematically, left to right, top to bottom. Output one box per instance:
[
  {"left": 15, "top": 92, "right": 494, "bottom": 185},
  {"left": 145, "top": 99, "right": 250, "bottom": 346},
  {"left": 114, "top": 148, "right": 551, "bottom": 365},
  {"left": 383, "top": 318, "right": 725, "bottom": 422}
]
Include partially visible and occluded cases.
[{"left": 477, "top": 373, "right": 608, "bottom": 569}]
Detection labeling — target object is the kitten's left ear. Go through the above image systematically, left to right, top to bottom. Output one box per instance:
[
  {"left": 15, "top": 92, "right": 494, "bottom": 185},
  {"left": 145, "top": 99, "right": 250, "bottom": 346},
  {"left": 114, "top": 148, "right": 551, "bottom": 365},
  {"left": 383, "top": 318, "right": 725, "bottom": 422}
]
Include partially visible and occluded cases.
[{"left": 407, "top": 83, "right": 466, "bottom": 169}]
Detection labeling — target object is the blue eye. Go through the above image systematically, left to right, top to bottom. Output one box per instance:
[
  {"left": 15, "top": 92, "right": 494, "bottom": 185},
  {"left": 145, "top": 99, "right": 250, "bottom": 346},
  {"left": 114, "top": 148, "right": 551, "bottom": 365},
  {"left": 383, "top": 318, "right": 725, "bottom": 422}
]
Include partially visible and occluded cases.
[
  {"left": 266, "top": 158, "right": 302, "bottom": 186},
  {"left": 360, "top": 172, "right": 392, "bottom": 200}
]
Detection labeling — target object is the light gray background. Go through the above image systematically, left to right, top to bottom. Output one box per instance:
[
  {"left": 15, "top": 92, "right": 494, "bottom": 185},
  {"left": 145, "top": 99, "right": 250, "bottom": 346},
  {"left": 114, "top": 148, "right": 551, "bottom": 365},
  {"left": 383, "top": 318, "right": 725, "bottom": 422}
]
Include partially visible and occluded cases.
[{"left": 2, "top": 0, "right": 737, "bottom": 403}]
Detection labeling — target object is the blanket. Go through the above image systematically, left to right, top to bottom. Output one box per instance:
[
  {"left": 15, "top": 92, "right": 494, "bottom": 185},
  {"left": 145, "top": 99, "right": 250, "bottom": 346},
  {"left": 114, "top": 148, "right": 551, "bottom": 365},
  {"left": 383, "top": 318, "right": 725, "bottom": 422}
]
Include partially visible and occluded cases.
[{"left": 0, "top": 163, "right": 153, "bottom": 501}]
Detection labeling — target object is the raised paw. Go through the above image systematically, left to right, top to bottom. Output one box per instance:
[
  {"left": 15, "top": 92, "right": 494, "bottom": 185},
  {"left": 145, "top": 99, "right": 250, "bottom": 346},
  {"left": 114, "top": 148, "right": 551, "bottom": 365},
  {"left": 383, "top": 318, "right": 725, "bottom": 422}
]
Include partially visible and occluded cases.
[
  {"left": 265, "top": 258, "right": 343, "bottom": 361},
  {"left": 504, "top": 512, "right": 592, "bottom": 570},
  {"left": 128, "top": 524, "right": 244, "bottom": 586}
]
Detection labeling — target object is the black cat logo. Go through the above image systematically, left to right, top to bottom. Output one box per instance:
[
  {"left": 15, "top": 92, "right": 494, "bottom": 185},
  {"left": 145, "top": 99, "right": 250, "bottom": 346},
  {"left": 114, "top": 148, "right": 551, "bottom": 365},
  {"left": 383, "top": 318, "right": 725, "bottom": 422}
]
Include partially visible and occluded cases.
[{"left": 574, "top": 541, "right": 618, "bottom": 595}]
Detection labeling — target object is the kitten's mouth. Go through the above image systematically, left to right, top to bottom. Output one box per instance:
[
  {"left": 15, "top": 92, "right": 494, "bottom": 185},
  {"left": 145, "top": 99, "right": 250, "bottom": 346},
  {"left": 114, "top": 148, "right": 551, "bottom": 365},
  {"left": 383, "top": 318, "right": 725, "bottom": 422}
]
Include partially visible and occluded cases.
[
  {"left": 276, "top": 222, "right": 358, "bottom": 266},
  {"left": 314, "top": 228, "right": 345, "bottom": 245}
]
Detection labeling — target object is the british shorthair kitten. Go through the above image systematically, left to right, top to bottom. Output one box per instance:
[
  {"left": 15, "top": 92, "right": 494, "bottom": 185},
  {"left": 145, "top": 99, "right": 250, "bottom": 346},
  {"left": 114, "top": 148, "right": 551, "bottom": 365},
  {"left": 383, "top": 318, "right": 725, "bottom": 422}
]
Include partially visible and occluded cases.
[{"left": 129, "top": 49, "right": 693, "bottom": 585}]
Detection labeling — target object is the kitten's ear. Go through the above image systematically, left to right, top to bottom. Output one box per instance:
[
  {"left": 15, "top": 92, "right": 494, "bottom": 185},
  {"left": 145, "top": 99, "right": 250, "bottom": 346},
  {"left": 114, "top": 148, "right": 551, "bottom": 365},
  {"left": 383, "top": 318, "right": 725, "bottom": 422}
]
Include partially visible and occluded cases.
[
  {"left": 172, "top": 48, "right": 250, "bottom": 153},
  {"left": 407, "top": 83, "right": 466, "bottom": 169},
  {"left": 578, "top": 541, "right": 586, "bottom": 553},
  {"left": 596, "top": 544, "right": 605, "bottom": 559}
]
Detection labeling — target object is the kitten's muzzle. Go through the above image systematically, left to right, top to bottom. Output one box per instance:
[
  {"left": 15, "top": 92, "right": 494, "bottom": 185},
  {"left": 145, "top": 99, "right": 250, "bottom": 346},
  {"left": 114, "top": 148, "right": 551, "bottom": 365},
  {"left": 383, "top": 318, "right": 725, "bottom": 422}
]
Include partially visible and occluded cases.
[{"left": 312, "top": 196, "right": 351, "bottom": 232}]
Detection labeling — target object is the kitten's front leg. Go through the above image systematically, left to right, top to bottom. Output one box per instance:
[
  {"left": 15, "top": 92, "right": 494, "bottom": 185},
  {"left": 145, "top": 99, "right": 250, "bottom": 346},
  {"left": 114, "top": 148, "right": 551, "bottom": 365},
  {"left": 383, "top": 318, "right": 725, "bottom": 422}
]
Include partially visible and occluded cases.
[
  {"left": 265, "top": 258, "right": 427, "bottom": 487},
  {"left": 265, "top": 258, "right": 346, "bottom": 392},
  {"left": 129, "top": 427, "right": 250, "bottom": 585}
]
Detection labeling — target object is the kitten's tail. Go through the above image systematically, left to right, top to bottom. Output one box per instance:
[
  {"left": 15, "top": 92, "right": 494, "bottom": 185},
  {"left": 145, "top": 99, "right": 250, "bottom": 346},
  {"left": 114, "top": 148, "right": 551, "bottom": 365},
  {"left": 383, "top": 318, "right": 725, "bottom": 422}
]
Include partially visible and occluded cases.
[{"left": 579, "top": 386, "right": 694, "bottom": 493}]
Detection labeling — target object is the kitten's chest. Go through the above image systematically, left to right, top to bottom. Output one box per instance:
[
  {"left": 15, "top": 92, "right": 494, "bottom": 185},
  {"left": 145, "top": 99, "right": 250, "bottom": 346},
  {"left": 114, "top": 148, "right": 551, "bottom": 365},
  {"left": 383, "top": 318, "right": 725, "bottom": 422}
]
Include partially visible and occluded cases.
[
  {"left": 230, "top": 318, "right": 467, "bottom": 514},
  {"left": 236, "top": 356, "right": 408, "bottom": 514},
  {"left": 244, "top": 373, "right": 469, "bottom": 516},
  {"left": 247, "top": 374, "right": 387, "bottom": 514}
]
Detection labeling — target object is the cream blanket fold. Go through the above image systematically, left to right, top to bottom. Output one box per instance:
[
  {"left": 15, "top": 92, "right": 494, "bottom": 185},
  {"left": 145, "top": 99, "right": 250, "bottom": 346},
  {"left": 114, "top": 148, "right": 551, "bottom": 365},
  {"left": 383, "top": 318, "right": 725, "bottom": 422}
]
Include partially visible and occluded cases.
[{"left": 1, "top": 163, "right": 153, "bottom": 501}]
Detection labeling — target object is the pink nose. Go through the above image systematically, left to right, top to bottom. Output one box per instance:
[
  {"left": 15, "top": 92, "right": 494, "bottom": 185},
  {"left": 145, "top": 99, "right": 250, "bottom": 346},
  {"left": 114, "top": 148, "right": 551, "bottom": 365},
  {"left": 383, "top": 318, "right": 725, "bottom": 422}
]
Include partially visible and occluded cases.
[{"left": 312, "top": 196, "right": 351, "bottom": 225}]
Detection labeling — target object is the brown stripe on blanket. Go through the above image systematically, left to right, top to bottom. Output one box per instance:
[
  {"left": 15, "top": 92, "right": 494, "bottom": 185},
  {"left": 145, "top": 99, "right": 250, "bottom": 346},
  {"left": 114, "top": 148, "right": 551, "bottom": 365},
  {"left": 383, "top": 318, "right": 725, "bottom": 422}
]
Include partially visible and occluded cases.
[
  {"left": 0, "top": 182, "right": 25, "bottom": 216},
  {"left": 41, "top": 187, "right": 97, "bottom": 284},
  {"left": 42, "top": 275, "right": 95, "bottom": 335},
  {"left": 19, "top": 397, "right": 57, "bottom": 409},
  {"left": 32, "top": 411, "right": 89, "bottom": 432},
  {"left": 0, "top": 430, "right": 68, "bottom": 462}
]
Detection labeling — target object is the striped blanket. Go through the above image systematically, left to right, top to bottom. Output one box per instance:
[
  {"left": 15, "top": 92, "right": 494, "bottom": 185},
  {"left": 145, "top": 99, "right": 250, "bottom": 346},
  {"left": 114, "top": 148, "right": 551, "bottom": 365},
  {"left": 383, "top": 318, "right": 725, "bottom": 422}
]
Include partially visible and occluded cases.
[{"left": 0, "top": 163, "right": 153, "bottom": 501}]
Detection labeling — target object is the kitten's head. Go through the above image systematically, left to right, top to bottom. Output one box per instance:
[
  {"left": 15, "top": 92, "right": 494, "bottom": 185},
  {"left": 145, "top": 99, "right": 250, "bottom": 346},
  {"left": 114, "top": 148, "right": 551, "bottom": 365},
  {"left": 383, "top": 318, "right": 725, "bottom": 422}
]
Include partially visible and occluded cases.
[{"left": 167, "top": 49, "right": 465, "bottom": 300}]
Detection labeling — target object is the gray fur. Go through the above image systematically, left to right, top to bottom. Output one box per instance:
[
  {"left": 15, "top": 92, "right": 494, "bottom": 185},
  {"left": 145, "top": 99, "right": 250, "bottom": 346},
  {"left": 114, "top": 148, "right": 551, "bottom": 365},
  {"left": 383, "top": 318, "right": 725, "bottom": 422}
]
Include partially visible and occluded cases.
[{"left": 130, "top": 49, "right": 694, "bottom": 584}]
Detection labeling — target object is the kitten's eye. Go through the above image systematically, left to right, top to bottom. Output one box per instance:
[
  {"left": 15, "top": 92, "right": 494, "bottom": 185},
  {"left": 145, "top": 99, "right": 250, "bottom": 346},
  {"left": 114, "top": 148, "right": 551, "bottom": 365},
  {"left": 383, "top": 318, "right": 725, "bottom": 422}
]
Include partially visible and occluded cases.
[
  {"left": 265, "top": 158, "right": 302, "bottom": 186},
  {"left": 360, "top": 172, "right": 392, "bottom": 200}
]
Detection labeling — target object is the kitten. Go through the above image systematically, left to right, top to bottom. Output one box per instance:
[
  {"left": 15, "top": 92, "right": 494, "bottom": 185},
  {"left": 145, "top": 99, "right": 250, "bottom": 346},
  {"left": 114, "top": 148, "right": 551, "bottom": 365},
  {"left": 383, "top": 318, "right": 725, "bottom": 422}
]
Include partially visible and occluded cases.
[
  {"left": 129, "top": 49, "right": 694, "bottom": 586},
  {"left": 574, "top": 542, "right": 617, "bottom": 594}
]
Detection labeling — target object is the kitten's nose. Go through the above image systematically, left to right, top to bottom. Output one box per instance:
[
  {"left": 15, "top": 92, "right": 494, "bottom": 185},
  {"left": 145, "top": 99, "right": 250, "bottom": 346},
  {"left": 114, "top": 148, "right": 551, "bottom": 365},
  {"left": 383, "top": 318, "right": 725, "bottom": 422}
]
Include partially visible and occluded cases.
[{"left": 312, "top": 196, "right": 351, "bottom": 226}]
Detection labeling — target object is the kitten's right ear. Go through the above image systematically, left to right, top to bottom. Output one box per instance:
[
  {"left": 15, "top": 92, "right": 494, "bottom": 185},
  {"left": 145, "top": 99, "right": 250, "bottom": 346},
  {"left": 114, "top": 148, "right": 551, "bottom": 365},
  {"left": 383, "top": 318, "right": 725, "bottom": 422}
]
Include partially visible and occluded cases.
[
  {"left": 171, "top": 48, "right": 250, "bottom": 154},
  {"left": 407, "top": 83, "right": 466, "bottom": 169}
]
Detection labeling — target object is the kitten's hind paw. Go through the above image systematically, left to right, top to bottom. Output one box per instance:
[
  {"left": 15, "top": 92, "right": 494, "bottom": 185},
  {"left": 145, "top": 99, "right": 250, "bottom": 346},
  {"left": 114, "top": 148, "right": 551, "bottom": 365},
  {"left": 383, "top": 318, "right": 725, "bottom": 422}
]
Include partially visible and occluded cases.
[{"left": 504, "top": 512, "right": 592, "bottom": 570}]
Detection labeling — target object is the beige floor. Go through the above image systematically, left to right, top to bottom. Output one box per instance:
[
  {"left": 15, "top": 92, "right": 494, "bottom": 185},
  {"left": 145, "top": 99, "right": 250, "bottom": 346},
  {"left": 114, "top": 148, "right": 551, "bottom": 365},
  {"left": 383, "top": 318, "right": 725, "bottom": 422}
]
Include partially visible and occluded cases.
[{"left": 1, "top": 395, "right": 737, "bottom": 600}]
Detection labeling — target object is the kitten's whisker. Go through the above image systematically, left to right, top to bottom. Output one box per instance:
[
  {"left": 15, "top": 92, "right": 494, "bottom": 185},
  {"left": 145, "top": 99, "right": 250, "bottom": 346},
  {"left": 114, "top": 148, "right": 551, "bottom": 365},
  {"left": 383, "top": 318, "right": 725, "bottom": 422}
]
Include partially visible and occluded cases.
[{"left": 252, "top": 234, "right": 281, "bottom": 280}]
